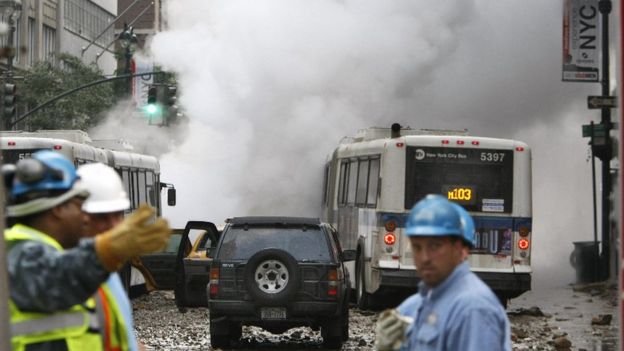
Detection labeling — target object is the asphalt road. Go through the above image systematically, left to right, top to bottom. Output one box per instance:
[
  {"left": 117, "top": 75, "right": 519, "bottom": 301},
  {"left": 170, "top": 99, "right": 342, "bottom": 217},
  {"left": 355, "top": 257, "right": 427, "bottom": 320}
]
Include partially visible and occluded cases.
[{"left": 132, "top": 283, "right": 618, "bottom": 350}]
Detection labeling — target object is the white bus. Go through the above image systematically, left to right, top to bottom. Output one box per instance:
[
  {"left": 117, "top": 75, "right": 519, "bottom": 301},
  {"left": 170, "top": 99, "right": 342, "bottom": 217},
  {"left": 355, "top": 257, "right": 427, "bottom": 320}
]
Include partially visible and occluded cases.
[
  {"left": 321, "top": 124, "right": 532, "bottom": 308},
  {"left": 0, "top": 130, "right": 176, "bottom": 296}
]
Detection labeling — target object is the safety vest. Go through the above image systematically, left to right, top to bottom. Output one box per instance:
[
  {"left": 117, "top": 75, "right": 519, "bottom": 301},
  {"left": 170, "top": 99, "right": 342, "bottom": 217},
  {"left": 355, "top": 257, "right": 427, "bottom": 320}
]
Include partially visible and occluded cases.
[{"left": 6, "top": 224, "right": 130, "bottom": 351}]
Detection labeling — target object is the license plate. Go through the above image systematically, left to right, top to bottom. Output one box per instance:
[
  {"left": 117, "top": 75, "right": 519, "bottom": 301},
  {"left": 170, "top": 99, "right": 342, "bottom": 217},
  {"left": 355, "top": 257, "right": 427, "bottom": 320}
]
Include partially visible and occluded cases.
[{"left": 261, "top": 307, "right": 287, "bottom": 320}]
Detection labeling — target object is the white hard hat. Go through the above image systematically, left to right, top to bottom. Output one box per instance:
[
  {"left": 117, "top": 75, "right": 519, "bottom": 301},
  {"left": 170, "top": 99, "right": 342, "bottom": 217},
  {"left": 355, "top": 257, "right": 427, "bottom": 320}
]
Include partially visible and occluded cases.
[{"left": 77, "top": 163, "right": 130, "bottom": 214}]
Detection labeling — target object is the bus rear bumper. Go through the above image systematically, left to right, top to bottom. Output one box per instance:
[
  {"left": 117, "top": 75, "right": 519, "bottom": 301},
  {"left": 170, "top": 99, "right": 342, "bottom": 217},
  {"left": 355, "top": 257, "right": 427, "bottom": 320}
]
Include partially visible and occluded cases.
[
  {"left": 377, "top": 268, "right": 531, "bottom": 298},
  {"left": 377, "top": 268, "right": 419, "bottom": 288},
  {"left": 474, "top": 271, "right": 531, "bottom": 299}
]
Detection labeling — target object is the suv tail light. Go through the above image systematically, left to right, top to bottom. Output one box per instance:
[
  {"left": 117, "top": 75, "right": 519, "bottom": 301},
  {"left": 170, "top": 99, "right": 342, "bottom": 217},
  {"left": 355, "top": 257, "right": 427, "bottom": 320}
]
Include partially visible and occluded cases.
[
  {"left": 209, "top": 266, "right": 220, "bottom": 298},
  {"left": 327, "top": 268, "right": 338, "bottom": 296}
]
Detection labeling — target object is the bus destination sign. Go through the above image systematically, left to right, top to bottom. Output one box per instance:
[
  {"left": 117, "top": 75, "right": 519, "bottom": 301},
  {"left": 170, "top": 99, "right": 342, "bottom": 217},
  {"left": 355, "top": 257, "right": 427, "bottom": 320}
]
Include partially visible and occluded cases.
[{"left": 443, "top": 185, "right": 477, "bottom": 206}]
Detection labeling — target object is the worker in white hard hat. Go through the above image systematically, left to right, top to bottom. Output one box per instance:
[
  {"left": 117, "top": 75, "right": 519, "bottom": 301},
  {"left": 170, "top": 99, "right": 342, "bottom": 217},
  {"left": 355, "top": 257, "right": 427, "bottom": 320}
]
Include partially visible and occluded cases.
[{"left": 77, "top": 162, "right": 147, "bottom": 351}]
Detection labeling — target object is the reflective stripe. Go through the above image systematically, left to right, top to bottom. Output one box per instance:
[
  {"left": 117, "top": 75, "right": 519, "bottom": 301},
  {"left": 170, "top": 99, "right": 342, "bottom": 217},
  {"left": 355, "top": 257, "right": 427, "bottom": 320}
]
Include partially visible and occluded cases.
[
  {"left": 6, "top": 224, "right": 63, "bottom": 250},
  {"left": 96, "top": 288, "right": 113, "bottom": 350},
  {"left": 94, "top": 290, "right": 107, "bottom": 345},
  {"left": 11, "top": 311, "right": 87, "bottom": 337}
]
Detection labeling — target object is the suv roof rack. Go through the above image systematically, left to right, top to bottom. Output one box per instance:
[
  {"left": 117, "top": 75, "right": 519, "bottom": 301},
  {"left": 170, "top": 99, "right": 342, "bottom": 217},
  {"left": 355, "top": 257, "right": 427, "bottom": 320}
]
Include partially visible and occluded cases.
[{"left": 230, "top": 216, "right": 320, "bottom": 226}]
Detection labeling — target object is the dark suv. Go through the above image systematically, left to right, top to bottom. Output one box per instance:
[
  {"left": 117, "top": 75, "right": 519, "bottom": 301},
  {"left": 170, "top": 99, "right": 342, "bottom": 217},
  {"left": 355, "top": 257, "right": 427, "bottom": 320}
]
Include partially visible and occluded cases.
[{"left": 208, "top": 216, "right": 355, "bottom": 349}]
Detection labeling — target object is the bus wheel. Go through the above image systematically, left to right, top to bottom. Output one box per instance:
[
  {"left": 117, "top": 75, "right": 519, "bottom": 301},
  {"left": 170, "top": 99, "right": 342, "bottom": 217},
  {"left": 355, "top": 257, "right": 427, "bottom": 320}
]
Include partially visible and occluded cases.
[
  {"left": 355, "top": 255, "right": 371, "bottom": 309},
  {"left": 495, "top": 292, "right": 509, "bottom": 309}
]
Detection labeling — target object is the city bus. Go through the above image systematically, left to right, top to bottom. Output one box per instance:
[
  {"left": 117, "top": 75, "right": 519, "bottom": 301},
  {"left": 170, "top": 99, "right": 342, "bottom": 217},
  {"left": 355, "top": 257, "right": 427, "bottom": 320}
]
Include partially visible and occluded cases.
[
  {"left": 321, "top": 124, "right": 532, "bottom": 308},
  {"left": 0, "top": 130, "right": 176, "bottom": 296}
]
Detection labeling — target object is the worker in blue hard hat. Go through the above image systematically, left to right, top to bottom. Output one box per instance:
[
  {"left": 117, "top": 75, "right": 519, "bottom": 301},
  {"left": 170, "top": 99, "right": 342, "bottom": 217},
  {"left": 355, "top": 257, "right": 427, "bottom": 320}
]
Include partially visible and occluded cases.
[
  {"left": 4, "top": 150, "right": 171, "bottom": 351},
  {"left": 375, "top": 194, "right": 510, "bottom": 351}
]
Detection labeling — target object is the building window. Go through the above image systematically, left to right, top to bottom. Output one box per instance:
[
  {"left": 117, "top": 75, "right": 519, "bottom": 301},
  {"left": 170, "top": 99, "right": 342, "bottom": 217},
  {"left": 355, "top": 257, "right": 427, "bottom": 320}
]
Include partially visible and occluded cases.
[
  {"left": 64, "top": 0, "right": 115, "bottom": 47},
  {"left": 28, "top": 17, "right": 35, "bottom": 66},
  {"left": 14, "top": 18, "right": 20, "bottom": 63},
  {"left": 42, "top": 25, "right": 56, "bottom": 60}
]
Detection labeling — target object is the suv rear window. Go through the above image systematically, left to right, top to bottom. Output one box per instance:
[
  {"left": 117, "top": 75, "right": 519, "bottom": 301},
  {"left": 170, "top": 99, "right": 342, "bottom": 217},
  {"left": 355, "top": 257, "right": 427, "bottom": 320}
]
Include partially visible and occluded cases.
[{"left": 218, "top": 226, "right": 331, "bottom": 261}]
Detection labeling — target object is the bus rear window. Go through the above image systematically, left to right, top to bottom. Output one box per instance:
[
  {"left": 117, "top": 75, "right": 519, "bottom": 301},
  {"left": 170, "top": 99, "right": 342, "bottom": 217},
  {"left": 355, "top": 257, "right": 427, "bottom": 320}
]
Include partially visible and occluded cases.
[{"left": 405, "top": 146, "right": 513, "bottom": 213}]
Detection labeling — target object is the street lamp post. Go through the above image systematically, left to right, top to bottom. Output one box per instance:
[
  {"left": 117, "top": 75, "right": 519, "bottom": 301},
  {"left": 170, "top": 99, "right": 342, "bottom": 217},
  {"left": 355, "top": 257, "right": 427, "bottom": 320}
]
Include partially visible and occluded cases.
[
  {"left": 0, "top": 0, "right": 21, "bottom": 130},
  {"left": 118, "top": 23, "right": 138, "bottom": 97}
]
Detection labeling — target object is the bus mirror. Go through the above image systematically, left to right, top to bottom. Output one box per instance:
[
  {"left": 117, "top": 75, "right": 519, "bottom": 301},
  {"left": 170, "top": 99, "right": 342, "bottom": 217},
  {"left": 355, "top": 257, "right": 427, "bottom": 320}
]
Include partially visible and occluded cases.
[{"left": 168, "top": 188, "right": 176, "bottom": 206}]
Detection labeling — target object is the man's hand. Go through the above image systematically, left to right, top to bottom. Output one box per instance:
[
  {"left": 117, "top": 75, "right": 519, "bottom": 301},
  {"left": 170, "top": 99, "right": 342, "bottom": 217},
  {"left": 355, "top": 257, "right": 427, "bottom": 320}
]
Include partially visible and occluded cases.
[
  {"left": 95, "top": 204, "right": 172, "bottom": 271},
  {"left": 374, "top": 309, "right": 412, "bottom": 351}
]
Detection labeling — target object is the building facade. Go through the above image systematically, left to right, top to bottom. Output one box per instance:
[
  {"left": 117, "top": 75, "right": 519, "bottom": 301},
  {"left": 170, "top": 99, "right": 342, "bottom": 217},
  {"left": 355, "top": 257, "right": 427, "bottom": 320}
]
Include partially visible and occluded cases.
[{"left": 0, "top": 0, "right": 118, "bottom": 76}]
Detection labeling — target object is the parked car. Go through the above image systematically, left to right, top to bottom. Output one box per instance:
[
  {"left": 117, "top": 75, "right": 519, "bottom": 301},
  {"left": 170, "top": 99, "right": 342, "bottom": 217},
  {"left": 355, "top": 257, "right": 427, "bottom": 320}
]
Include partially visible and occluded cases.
[
  {"left": 207, "top": 216, "right": 355, "bottom": 349},
  {"left": 135, "top": 221, "right": 220, "bottom": 310},
  {"left": 134, "top": 228, "right": 188, "bottom": 292}
]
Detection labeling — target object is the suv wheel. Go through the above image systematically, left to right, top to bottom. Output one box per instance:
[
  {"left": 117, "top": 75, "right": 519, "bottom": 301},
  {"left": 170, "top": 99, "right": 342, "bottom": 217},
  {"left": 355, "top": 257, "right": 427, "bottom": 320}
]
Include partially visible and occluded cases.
[
  {"left": 244, "top": 249, "right": 300, "bottom": 306},
  {"left": 355, "top": 254, "right": 372, "bottom": 309},
  {"left": 341, "top": 301, "right": 350, "bottom": 341},
  {"left": 209, "top": 315, "right": 231, "bottom": 348},
  {"left": 321, "top": 318, "right": 345, "bottom": 349}
]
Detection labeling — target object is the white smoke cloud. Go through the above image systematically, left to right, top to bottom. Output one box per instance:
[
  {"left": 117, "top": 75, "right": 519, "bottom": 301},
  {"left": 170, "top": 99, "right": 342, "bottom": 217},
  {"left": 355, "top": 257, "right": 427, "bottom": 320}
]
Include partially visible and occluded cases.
[
  {"left": 144, "top": 0, "right": 611, "bottom": 287},
  {"left": 152, "top": 0, "right": 479, "bottom": 222}
]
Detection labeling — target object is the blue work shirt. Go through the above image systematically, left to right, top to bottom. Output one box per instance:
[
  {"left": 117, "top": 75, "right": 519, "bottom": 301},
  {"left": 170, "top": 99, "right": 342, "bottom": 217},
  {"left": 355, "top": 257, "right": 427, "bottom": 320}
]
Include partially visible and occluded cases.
[
  {"left": 397, "top": 262, "right": 511, "bottom": 351},
  {"left": 106, "top": 273, "right": 140, "bottom": 351}
]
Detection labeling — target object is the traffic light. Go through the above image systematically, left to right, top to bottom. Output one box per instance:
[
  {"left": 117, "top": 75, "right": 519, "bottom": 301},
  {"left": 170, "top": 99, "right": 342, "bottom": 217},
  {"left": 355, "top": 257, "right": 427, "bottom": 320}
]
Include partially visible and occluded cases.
[
  {"left": 3, "top": 83, "right": 16, "bottom": 119},
  {"left": 143, "top": 85, "right": 162, "bottom": 119},
  {"left": 164, "top": 85, "right": 178, "bottom": 124},
  {"left": 147, "top": 86, "right": 157, "bottom": 105}
]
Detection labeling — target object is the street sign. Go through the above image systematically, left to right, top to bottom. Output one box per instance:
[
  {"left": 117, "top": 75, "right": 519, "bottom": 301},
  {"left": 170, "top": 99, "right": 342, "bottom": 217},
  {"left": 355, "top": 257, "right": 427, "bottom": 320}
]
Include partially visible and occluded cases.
[
  {"left": 587, "top": 95, "right": 617, "bottom": 109},
  {"left": 582, "top": 123, "right": 606, "bottom": 138}
]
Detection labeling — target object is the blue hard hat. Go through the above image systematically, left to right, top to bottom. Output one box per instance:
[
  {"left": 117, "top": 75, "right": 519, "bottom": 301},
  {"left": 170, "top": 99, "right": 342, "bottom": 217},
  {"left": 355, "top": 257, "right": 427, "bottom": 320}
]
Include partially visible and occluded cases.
[
  {"left": 7, "top": 150, "right": 88, "bottom": 217},
  {"left": 11, "top": 150, "right": 78, "bottom": 198},
  {"left": 406, "top": 195, "right": 463, "bottom": 237},
  {"left": 451, "top": 203, "right": 476, "bottom": 248}
]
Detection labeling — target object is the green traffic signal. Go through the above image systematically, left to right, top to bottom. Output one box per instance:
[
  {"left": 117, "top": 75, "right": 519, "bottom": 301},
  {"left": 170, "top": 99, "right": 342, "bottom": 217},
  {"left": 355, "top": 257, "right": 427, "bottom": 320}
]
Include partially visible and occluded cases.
[{"left": 145, "top": 103, "right": 159, "bottom": 115}]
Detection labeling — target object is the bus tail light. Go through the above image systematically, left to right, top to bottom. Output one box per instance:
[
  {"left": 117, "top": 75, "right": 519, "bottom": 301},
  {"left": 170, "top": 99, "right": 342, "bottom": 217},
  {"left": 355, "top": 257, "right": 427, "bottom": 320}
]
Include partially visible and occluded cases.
[
  {"left": 442, "top": 140, "right": 449, "bottom": 144},
  {"left": 456, "top": 140, "right": 464, "bottom": 145},
  {"left": 471, "top": 140, "right": 480, "bottom": 145},
  {"left": 7, "top": 141, "right": 15, "bottom": 146},
  {"left": 53, "top": 145, "right": 62, "bottom": 150},
  {"left": 515, "top": 146, "right": 525, "bottom": 152},
  {"left": 384, "top": 219, "right": 397, "bottom": 232},
  {"left": 384, "top": 233, "right": 396, "bottom": 246},
  {"left": 518, "top": 238, "right": 530, "bottom": 250},
  {"left": 209, "top": 267, "right": 220, "bottom": 297}
]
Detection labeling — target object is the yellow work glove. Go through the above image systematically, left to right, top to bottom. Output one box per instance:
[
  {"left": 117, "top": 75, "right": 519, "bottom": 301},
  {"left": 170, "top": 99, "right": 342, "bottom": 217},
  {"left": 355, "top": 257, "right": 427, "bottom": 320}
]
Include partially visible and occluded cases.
[
  {"left": 95, "top": 204, "right": 172, "bottom": 271},
  {"left": 374, "top": 308, "right": 413, "bottom": 351}
]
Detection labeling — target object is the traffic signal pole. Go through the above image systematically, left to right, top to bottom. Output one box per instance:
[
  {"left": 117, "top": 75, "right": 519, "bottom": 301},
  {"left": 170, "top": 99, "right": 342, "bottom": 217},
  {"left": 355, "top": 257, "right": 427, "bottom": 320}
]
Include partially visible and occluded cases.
[{"left": 598, "top": 0, "right": 611, "bottom": 280}]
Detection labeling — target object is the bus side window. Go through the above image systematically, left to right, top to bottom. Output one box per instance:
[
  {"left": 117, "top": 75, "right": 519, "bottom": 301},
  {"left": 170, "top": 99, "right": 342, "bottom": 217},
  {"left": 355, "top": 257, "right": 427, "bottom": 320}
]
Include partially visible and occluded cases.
[
  {"left": 367, "top": 158, "right": 380, "bottom": 207},
  {"left": 347, "top": 159, "right": 358, "bottom": 205},
  {"left": 356, "top": 159, "right": 369, "bottom": 207},
  {"left": 338, "top": 161, "right": 348, "bottom": 206},
  {"left": 322, "top": 163, "right": 329, "bottom": 206},
  {"left": 121, "top": 169, "right": 133, "bottom": 212},
  {"left": 131, "top": 170, "right": 139, "bottom": 209},
  {"left": 138, "top": 171, "right": 147, "bottom": 205},
  {"left": 146, "top": 172, "right": 155, "bottom": 207}
]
